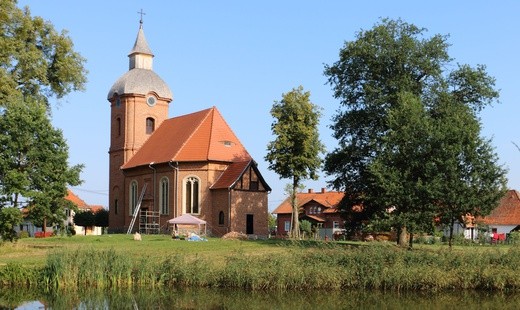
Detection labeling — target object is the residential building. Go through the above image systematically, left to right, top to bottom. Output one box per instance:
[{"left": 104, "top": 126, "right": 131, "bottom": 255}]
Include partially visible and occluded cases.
[{"left": 272, "top": 188, "right": 344, "bottom": 239}]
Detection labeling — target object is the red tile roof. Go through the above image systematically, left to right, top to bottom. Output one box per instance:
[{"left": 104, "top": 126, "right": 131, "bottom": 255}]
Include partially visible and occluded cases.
[
  {"left": 122, "top": 107, "right": 251, "bottom": 169},
  {"left": 210, "top": 160, "right": 272, "bottom": 191},
  {"left": 211, "top": 160, "right": 251, "bottom": 189},
  {"left": 65, "top": 189, "right": 90, "bottom": 209},
  {"left": 272, "top": 190, "right": 344, "bottom": 214},
  {"left": 479, "top": 190, "right": 520, "bottom": 226}
]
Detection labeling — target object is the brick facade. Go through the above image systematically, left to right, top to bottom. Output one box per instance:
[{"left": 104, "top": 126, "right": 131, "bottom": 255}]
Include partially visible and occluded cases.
[{"left": 107, "top": 25, "right": 270, "bottom": 237}]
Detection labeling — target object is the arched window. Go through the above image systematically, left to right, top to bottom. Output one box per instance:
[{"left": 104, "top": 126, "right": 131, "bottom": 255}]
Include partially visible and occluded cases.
[
  {"left": 116, "top": 117, "right": 121, "bottom": 136},
  {"left": 146, "top": 117, "right": 155, "bottom": 134},
  {"left": 184, "top": 176, "right": 200, "bottom": 214},
  {"left": 159, "top": 177, "right": 169, "bottom": 215},
  {"left": 129, "top": 180, "right": 138, "bottom": 216},
  {"left": 114, "top": 199, "right": 118, "bottom": 215},
  {"left": 219, "top": 211, "right": 225, "bottom": 225}
]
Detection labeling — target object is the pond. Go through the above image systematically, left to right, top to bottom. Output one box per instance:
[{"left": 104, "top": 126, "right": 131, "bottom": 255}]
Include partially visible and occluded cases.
[{"left": 2, "top": 288, "right": 520, "bottom": 309}]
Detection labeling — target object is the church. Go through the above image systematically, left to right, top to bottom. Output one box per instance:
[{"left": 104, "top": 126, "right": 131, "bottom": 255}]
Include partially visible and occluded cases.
[{"left": 107, "top": 21, "right": 271, "bottom": 237}]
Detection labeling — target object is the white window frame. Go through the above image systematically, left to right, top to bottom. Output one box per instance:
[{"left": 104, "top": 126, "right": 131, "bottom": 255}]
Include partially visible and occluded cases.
[
  {"left": 183, "top": 176, "right": 201, "bottom": 214},
  {"left": 159, "top": 177, "right": 169, "bottom": 215},
  {"left": 129, "top": 180, "right": 138, "bottom": 216},
  {"left": 284, "top": 220, "right": 290, "bottom": 232}
]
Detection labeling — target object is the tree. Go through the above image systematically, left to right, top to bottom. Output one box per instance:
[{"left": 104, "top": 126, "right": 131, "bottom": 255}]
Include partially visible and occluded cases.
[
  {"left": 0, "top": 0, "right": 87, "bottom": 106},
  {"left": 324, "top": 18, "right": 506, "bottom": 247},
  {"left": 324, "top": 19, "right": 451, "bottom": 224},
  {"left": 265, "top": 86, "right": 325, "bottom": 239},
  {"left": 368, "top": 92, "right": 438, "bottom": 248},
  {"left": 427, "top": 97, "right": 506, "bottom": 247},
  {"left": 0, "top": 99, "right": 83, "bottom": 231},
  {"left": 0, "top": 207, "right": 23, "bottom": 242},
  {"left": 94, "top": 208, "right": 109, "bottom": 234},
  {"left": 73, "top": 210, "right": 95, "bottom": 235}
]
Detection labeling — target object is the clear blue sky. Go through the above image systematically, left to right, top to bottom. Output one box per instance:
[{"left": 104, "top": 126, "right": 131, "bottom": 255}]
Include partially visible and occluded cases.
[{"left": 17, "top": 1, "right": 520, "bottom": 211}]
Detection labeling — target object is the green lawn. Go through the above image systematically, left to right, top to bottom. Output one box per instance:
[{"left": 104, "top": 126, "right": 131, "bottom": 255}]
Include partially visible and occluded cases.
[
  {"left": 0, "top": 234, "right": 293, "bottom": 268},
  {"left": 1, "top": 234, "right": 514, "bottom": 269}
]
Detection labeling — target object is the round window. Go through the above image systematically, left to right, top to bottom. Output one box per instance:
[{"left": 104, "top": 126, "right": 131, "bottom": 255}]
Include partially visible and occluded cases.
[{"left": 146, "top": 96, "right": 157, "bottom": 107}]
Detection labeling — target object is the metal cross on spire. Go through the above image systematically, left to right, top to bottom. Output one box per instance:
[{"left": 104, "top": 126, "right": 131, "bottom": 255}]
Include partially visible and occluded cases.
[{"left": 138, "top": 9, "right": 146, "bottom": 26}]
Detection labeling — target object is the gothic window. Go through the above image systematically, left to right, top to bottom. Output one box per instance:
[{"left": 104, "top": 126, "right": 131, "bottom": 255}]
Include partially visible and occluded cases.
[
  {"left": 116, "top": 117, "right": 121, "bottom": 137},
  {"left": 146, "top": 117, "right": 155, "bottom": 134},
  {"left": 184, "top": 176, "right": 200, "bottom": 214},
  {"left": 160, "top": 177, "right": 169, "bottom": 215},
  {"left": 129, "top": 180, "right": 138, "bottom": 216}
]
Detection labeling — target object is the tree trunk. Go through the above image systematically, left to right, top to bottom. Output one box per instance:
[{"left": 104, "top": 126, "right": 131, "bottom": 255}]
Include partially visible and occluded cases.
[
  {"left": 290, "top": 178, "right": 300, "bottom": 239},
  {"left": 43, "top": 217, "right": 47, "bottom": 237},
  {"left": 448, "top": 218, "right": 454, "bottom": 249},
  {"left": 398, "top": 226, "right": 408, "bottom": 247},
  {"left": 408, "top": 231, "right": 414, "bottom": 249}
]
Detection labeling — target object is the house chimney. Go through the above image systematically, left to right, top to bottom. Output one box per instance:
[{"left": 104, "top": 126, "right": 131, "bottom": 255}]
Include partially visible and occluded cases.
[
  {"left": 321, "top": 188, "right": 326, "bottom": 193},
  {"left": 308, "top": 189, "right": 314, "bottom": 193}
]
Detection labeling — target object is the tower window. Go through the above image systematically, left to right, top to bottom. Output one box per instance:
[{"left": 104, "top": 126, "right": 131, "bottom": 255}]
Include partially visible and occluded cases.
[
  {"left": 116, "top": 117, "right": 121, "bottom": 136},
  {"left": 146, "top": 117, "right": 155, "bottom": 134}
]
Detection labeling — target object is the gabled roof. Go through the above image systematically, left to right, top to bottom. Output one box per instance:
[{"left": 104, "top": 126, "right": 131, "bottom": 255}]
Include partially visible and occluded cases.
[
  {"left": 122, "top": 107, "right": 251, "bottom": 169},
  {"left": 210, "top": 160, "right": 271, "bottom": 191},
  {"left": 65, "top": 189, "right": 89, "bottom": 210},
  {"left": 272, "top": 190, "right": 344, "bottom": 214},
  {"left": 479, "top": 190, "right": 520, "bottom": 226}
]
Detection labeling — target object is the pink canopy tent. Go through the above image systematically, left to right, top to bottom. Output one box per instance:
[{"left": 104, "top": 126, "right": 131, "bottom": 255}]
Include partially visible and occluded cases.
[{"left": 167, "top": 213, "right": 207, "bottom": 235}]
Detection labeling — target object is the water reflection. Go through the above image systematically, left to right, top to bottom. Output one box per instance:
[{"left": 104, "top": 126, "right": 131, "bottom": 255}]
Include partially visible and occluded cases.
[{"left": 2, "top": 287, "right": 520, "bottom": 309}]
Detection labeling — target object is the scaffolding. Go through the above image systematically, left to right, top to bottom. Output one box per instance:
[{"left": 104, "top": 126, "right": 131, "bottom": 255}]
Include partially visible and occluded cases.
[{"left": 139, "top": 210, "right": 160, "bottom": 234}]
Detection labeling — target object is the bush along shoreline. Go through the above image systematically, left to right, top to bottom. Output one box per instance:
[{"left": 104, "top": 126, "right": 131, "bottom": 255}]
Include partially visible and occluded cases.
[{"left": 2, "top": 244, "right": 520, "bottom": 291}]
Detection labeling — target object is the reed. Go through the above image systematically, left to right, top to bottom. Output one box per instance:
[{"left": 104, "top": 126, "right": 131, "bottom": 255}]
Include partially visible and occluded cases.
[{"left": 3, "top": 242, "right": 520, "bottom": 291}]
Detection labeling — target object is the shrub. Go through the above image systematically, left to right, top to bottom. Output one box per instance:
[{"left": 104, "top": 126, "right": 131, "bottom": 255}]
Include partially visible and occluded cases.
[{"left": 17, "top": 231, "right": 29, "bottom": 239}]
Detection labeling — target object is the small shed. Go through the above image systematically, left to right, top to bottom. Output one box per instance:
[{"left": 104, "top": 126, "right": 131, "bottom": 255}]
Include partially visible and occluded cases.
[{"left": 168, "top": 214, "right": 207, "bottom": 236}]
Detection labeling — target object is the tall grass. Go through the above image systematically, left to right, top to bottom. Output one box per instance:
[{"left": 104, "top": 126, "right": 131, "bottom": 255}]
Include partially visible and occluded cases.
[{"left": 3, "top": 242, "right": 520, "bottom": 291}]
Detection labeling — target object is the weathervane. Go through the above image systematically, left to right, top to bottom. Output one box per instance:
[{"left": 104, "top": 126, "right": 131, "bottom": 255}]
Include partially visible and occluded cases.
[{"left": 138, "top": 9, "right": 146, "bottom": 26}]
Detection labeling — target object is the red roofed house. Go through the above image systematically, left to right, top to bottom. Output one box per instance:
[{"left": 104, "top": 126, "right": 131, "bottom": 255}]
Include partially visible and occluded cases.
[
  {"left": 107, "top": 22, "right": 270, "bottom": 237},
  {"left": 272, "top": 188, "right": 345, "bottom": 239},
  {"left": 17, "top": 189, "right": 103, "bottom": 236},
  {"left": 477, "top": 189, "right": 520, "bottom": 236},
  {"left": 64, "top": 190, "right": 104, "bottom": 236}
]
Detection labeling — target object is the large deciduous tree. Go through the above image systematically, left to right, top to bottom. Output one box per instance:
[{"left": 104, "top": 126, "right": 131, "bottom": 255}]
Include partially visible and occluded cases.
[
  {"left": 0, "top": 0, "right": 87, "bottom": 106},
  {"left": 324, "top": 18, "right": 506, "bottom": 247},
  {"left": 265, "top": 86, "right": 325, "bottom": 238},
  {"left": 0, "top": 99, "right": 83, "bottom": 232}
]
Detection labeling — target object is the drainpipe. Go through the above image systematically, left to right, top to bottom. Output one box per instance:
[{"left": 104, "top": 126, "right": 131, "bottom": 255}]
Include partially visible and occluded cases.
[
  {"left": 168, "top": 161, "right": 179, "bottom": 218},
  {"left": 149, "top": 162, "right": 156, "bottom": 232},
  {"left": 228, "top": 188, "right": 232, "bottom": 233}
]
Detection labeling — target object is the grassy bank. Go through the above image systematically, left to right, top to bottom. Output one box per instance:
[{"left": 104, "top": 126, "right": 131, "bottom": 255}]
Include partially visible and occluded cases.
[{"left": 1, "top": 235, "right": 520, "bottom": 291}]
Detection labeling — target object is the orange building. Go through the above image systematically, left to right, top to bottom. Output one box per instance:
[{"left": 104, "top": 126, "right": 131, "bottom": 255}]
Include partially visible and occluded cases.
[
  {"left": 107, "top": 22, "right": 270, "bottom": 237},
  {"left": 272, "top": 188, "right": 345, "bottom": 239}
]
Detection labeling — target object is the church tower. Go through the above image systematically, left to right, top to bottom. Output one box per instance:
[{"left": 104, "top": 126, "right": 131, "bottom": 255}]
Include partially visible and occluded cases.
[{"left": 107, "top": 20, "right": 173, "bottom": 231}]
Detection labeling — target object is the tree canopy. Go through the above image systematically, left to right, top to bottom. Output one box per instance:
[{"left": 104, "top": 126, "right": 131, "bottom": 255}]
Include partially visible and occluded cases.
[
  {"left": 0, "top": 0, "right": 87, "bottom": 106},
  {"left": 324, "top": 18, "right": 506, "bottom": 247},
  {"left": 265, "top": 86, "right": 325, "bottom": 238},
  {"left": 0, "top": 99, "right": 83, "bottom": 229}
]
